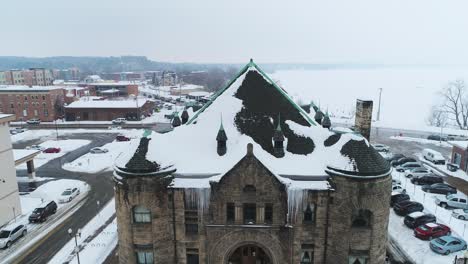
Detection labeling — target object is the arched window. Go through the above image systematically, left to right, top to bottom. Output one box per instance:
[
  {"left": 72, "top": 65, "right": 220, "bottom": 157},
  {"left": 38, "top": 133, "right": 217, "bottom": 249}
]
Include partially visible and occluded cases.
[
  {"left": 243, "top": 185, "right": 256, "bottom": 193},
  {"left": 303, "top": 203, "right": 315, "bottom": 223},
  {"left": 133, "top": 205, "right": 151, "bottom": 223},
  {"left": 352, "top": 209, "right": 372, "bottom": 227}
]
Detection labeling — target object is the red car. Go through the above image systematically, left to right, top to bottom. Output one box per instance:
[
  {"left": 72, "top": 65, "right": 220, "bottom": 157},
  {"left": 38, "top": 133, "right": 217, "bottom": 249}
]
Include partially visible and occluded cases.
[
  {"left": 116, "top": 135, "right": 130, "bottom": 142},
  {"left": 43, "top": 147, "right": 61, "bottom": 153},
  {"left": 414, "top": 223, "right": 451, "bottom": 240}
]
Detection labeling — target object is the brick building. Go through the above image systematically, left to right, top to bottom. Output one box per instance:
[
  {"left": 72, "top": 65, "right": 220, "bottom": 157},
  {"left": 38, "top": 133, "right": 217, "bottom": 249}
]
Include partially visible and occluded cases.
[
  {"left": 113, "top": 60, "right": 391, "bottom": 264},
  {"left": 1, "top": 68, "right": 54, "bottom": 86},
  {"left": 81, "top": 82, "right": 138, "bottom": 97},
  {"left": 0, "top": 85, "right": 65, "bottom": 122},
  {"left": 64, "top": 98, "right": 154, "bottom": 121},
  {"left": 450, "top": 141, "right": 468, "bottom": 172}
]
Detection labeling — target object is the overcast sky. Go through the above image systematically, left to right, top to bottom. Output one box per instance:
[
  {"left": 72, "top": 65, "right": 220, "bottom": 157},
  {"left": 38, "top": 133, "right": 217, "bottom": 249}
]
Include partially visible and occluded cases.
[{"left": 2, "top": 0, "right": 468, "bottom": 64}]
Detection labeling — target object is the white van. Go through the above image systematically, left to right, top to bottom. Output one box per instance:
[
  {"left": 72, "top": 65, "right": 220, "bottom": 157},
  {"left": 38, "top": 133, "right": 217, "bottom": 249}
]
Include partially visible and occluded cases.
[{"left": 422, "top": 148, "right": 446, "bottom": 165}]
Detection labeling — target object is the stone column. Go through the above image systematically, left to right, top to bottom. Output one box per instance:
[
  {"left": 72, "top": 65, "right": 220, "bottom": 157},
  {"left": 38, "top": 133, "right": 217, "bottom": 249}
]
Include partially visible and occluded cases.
[
  {"left": 354, "top": 99, "right": 373, "bottom": 141},
  {"left": 26, "top": 160, "right": 36, "bottom": 180},
  {"left": 235, "top": 204, "right": 242, "bottom": 224},
  {"left": 257, "top": 206, "right": 264, "bottom": 224}
]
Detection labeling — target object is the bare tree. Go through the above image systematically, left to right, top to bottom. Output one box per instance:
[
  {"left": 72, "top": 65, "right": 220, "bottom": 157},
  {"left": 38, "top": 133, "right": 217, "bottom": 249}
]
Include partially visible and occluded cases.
[
  {"left": 440, "top": 79, "right": 466, "bottom": 129},
  {"left": 427, "top": 105, "right": 448, "bottom": 127}
]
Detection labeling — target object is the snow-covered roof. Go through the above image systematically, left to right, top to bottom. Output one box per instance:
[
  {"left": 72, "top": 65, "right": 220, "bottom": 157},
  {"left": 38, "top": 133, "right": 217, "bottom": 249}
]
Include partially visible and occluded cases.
[
  {"left": 115, "top": 60, "right": 390, "bottom": 190},
  {"left": 87, "top": 82, "right": 135, "bottom": 86},
  {"left": 0, "top": 85, "right": 63, "bottom": 92},
  {"left": 188, "top": 91, "right": 210, "bottom": 97},
  {"left": 65, "top": 99, "right": 148, "bottom": 109},
  {"left": 0, "top": 114, "right": 14, "bottom": 123},
  {"left": 450, "top": 141, "right": 468, "bottom": 149},
  {"left": 13, "top": 149, "right": 40, "bottom": 163}
]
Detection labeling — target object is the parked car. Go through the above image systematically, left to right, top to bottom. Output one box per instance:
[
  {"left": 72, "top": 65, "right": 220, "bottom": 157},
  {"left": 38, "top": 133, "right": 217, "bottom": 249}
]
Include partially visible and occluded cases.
[
  {"left": 26, "top": 118, "right": 41, "bottom": 125},
  {"left": 112, "top": 118, "right": 127, "bottom": 125},
  {"left": 108, "top": 125, "right": 122, "bottom": 130},
  {"left": 11, "top": 127, "right": 26, "bottom": 133},
  {"left": 427, "top": 134, "right": 448, "bottom": 141},
  {"left": 116, "top": 135, "right": 130, "bottom": 142},
  {"left": 372, "top": 144, "right": 390, "bottom": 152},
  {"left": 26, "top": 145, "right": 45, "bottom": 151},
  {"left": 43, "top": 147, "right": 61, "bottom": 153},
  {"left": 90, "top": 147, "right": 109, "bottom": 154},
  {"left": 423, "top": 149, "right": 446, "bottom": 165},
  {"left": 388, "top": 154, "right": 406, "bottom": 162},
  {"left": 391, "top": 157, "right": 417, "bottom": 167},
  {"left": 396, "top": 162, "right": 424, "bottom": 172},
  {"left": 447, "top": 163, "right": 459, "bottom": 172},
  {"left": 404, "top": 168, "right": 431, "bottom": 178},
  {"left": 411, "top": 175, "right": 444, "bottom": 185},
  {"left": 392, "top": 179, "right": 402, "bottom": 186},
  {"left": 422, "top": 183, "right": 457, "bottom": 195},
  {"left": 392, "top": 184, "right": 406, "bottom": 193},
  {"left": 59, "top": 188, "right": 80, "bottom": 203},
  {"left": 390, "top": 192, "right": 410, "bottom": 207},
  {"left": 435, "top": 194, "right": 468, "bottom": 209},
  {"left": 28, "top": 201, "right": 58, "bottom": 223},
  {"left": 394, "top": 201, "right": 424, "bottom": 216},
  {"left": 452, "top": 209, "right": 468, "bottom": 220},
  {"left": 404, "top": 212, "right": 436, "bottom": 228},
  {"left": 414, "top": 223, "right": 451, "bottom": 240},
  {"left": 0, "top": 224, "right": 27, "bottom": 249},
  {"left": 430, "top": 236, "right": 467, "bottom": 255}
]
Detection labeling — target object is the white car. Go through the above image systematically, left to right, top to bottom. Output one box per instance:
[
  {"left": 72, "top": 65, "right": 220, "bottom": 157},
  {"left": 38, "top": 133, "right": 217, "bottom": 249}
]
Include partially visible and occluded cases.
[
  {"left": 112, "top": 118, "right": 127, "bottom": 125},
  {"left": 372, "top": 144, "right": 390, "bottom": 152},
  {"left": 26, "top": 145, "right": 45, "bottom": 151},
  {"left": 90, "top": 147, "right": 109, "bottom": 154},
  {"left": 404, "top": 168, "right": 431, "bottom": 178},
  {"left": 392, "top": 184, "right": 406, "bottom": 193},
  {"left": 59, "top": 188, "right": 80, "bottom": 203},
  {"left": 435, "top": 194, "right": 468, "bottom": 209},
  {"left": 452, "top": 209, "right": 468, "bottom": 220},
  {"left": 0, "top": 224, "right": 27, "bottom": 249}
]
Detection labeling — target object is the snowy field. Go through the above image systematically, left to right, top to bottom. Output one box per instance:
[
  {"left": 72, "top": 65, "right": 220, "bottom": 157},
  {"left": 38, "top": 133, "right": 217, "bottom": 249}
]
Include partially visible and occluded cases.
[
  {"left": 273, "top": 67, "right": 468, "bottom": 132},
  {"left": 62, "top": 130, "right": 143, "bottom": 173},
  {"left": 16, "top": 139, "right": 91, "bottom": 170},
  {"left": 389, "top": 170, "right": 468, "bottom": 263},
  {"left": 0, "top": 180, "right": 89, "bottom": 264},
  {"left": 49, "top": 199, "right": 116, "bottom": 264}
]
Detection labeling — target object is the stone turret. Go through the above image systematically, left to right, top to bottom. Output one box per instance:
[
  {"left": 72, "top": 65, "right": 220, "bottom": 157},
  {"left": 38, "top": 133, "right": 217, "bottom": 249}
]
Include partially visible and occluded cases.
[
  {"left": 181, "top": 108, "right": 189, "bottom": 124},
  {"left": 314, "top": 110, "right": 324, "bottom": 125},
  {"left": 322, "top": 113, "right": 331, "bottom": 129},
  {"left": 272, "top": 115, "right": 285, "bottom": 158},
  {"left": 216, "top": 119, "right": 227, "bottom": 156}
]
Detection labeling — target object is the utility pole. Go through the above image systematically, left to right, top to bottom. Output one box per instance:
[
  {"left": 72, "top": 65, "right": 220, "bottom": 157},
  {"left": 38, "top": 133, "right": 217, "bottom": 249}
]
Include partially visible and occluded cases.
[{"left": 377, "top": 88, "right": 383, "bottom": 121}]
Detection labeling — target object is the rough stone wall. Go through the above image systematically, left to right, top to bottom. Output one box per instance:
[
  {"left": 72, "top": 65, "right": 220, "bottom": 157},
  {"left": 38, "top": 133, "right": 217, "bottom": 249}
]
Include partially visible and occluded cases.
[
  {"left": 355, "top": 99, "right": 373, "bottom": 141},
  {"left": 326, "top": 174, "right": 391, "bottom": 264},
  {"left": 115, "top": 175, "right": 175, "bottom": 264}
]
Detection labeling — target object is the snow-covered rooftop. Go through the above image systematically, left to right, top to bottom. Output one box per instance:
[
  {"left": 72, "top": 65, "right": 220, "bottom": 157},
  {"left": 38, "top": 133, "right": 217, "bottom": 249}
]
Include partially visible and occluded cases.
[
  {"left": 115, "top": 60, "right": 390, "bottom": 189},
  {"left": 0, "top": 85, "right": 63, "bottom": 91},
  {"left": 188, "top": 91, "right": 211, "bottom": 97},
  {"left": 65, "top": 98, "right": 148, "bottom": 109},
  {"left": 0, "top": 114, "right": 14, "bottom": 123},
  {"left": 450, "top": 141, "right": 468, "bottom": 149},
  {"left": 13, "top": 149, "right": 40, "bottom": 163}
]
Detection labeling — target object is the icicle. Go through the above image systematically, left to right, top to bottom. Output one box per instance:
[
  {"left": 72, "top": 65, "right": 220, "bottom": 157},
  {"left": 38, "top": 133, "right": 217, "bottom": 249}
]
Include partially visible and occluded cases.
[
  {"left": 184, "top": 188, "right": 211, "bottom": 215},
  {"left": 287, "top": 188, "right": 308, "bottom": 224}
]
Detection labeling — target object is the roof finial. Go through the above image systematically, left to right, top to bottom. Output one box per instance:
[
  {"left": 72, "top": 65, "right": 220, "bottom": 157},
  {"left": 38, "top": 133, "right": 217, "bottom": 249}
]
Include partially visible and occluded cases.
[
  {"left": 250, "top": 58, "right": 253, "bottom": 63},
  {"left": 219, "top": 113, "right": 224, "bottom": 131}
]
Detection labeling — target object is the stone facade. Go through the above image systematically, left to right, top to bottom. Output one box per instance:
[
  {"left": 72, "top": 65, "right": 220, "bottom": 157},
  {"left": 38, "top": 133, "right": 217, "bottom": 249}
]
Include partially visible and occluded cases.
[
  {"left": 355, "top": 99, "right": 373, "bottom": 141},
  {"left": 114, "top": 148, "right": 391, "bottom": 264}
]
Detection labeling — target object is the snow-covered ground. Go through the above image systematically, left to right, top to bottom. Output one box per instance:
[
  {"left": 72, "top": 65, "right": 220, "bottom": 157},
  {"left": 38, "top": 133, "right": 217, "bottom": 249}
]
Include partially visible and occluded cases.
[
  {"left": 273, "top": 67, "right": 468, "bottom": 132},
  {"left": 10, "top": 128, "right": 134, "bottom": 144},
  {"left": 62, "top": 130, "right": 143, "bottom": 173},
  {"left": 390, "top": 136, "right": 452, "bottom": 148},
  {"left": 16, "top": 140, "right": 91, "bottom": 170},
  {"left": 389, "top": 169, "right": 468, "bottom": 263},
  {"left": 0, "top": 180, "right": 89, "bottom": 264},
  {"left": 49, "top": 199, "right": 116, "bottom": 264}
]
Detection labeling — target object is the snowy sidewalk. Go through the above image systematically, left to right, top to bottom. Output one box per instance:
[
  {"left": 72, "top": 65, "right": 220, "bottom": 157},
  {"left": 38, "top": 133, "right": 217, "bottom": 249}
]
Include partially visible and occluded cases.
[{"left": 49, "top": 199, "right": 117, "bottom": 264}]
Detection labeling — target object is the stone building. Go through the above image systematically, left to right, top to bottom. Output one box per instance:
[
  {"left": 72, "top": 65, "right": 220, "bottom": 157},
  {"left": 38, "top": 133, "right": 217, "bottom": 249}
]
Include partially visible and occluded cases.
[{"left": 113, "top": 60, "right": 391, "bottom": 264}]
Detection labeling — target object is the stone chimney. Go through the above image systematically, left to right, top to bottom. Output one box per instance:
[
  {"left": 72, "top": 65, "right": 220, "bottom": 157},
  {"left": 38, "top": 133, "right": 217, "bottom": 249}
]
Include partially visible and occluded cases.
[{"left": 354, "top": 99, "right": 373, "bottom": 140}]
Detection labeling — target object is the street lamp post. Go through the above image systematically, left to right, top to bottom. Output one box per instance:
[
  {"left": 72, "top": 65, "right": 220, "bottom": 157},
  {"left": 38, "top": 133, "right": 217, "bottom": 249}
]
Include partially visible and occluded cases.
[{"left": 68, "top": 228, "right": 82, "bottom": 264}]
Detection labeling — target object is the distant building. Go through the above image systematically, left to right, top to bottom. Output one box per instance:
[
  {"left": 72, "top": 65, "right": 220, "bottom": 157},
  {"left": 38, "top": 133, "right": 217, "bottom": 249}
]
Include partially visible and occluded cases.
[
  {"left": 1, "top": 68, "right": 54, "bottom": 86},
  {"left": 54, "top": 68, "right": 81, "bottom": 81},
  {"left": 101, "top": 72, "right": 144, "bottom": 82},
  {"left": 82, "top": 82, "right": 138, "bottom": 97},
  {"left": 0, "top": 86, "right": 65, "bottom": 122},
  {"left": 64, "top": 98, "right": 154, "bottom": 121},
  {"left": 450, "top": 141, "right": 468, "bottom": 172}
]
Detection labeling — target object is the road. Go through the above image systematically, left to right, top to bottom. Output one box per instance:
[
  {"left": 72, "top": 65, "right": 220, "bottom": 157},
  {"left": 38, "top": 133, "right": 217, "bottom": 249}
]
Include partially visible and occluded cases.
[{"left": 10, "top": 133, "right": 116, "bottom": 264}]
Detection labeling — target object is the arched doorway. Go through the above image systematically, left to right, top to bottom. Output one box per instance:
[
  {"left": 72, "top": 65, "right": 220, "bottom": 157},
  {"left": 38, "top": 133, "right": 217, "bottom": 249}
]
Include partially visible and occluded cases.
[{"left": 227, "top": 244, "right": 272, "bottom": 264}]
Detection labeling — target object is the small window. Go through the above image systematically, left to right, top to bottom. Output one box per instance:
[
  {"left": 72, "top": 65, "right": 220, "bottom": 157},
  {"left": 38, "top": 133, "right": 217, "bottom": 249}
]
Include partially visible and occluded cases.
[
  {"left": 243, "top": 185, "right": 256, "bottom": 193},
  {"left": 226, "top": 203, "right": 235, "bottom": 223},
  {"left": 243, "top": 203, "right": 256, "bottom": 224},
  {"left": 264, "top": 203, "right": 273, "bottom": 224},
  {"left": 303, "top": 203, "right": 315, "bottom": 223},
  {"left": 133, "top": 205, "right": 151, "bottom": 223},
  {"left": 352, "top": 209, "right": 372, "bottom": 227},
  {"left": 185, "top": 223, "right": 198, "bottom": 235},
  {"left": 301, "top": 244, "right": 314, "bottom": 264},
  {"left": 187, "top": 248, "right": 199, "bottom": 264},
  {"left": 136, "top": 251, "right": 153, "bottom": 264}
]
